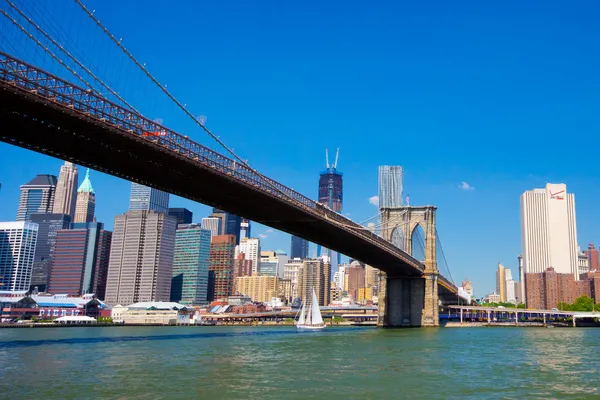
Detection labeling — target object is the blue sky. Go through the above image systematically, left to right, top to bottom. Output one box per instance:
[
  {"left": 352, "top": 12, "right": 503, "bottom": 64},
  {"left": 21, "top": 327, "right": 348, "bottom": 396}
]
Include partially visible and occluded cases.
[{"left": 1, "top": 0, "right": 600, "bottom": 296}]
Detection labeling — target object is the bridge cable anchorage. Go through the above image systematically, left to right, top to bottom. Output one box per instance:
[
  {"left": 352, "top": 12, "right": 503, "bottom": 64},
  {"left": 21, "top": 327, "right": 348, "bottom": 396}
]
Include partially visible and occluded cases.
[
  {"left": 3, "top": 0, "right": 139, "bottom": 113},
  {"left": 72, "top": 0, "right": 322, "bottom": 207},
  {"left": 0, "top": 6, "right": 102, "bottom": 95}
]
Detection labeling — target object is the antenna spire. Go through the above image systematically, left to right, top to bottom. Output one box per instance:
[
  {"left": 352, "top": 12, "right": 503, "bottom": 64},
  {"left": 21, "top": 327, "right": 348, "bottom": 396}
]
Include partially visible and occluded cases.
[
  {"left": 325, "top": 148, "right": 329, "bottom": 169},
  {"left": 334, "top": 148, "right": 340, "bottom": 169}
]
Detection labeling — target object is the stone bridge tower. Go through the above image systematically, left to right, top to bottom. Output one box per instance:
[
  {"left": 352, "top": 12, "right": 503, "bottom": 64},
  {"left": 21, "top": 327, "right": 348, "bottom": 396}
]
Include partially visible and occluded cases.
[{"left": 377, "top": 206, "right": 439, "bottom": 327}]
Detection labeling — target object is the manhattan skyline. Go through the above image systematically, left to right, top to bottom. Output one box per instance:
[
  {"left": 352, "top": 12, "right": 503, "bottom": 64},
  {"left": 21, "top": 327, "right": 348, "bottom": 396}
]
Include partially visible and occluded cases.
[{"left": 2, "top": 1, "right": 600, "bottom": 296}]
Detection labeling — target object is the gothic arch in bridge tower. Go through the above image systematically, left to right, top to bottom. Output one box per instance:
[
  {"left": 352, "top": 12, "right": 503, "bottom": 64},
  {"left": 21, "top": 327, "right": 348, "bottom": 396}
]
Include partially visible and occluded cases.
[
  {"left": 378, "top": 205, "right": 440, "bottom": 327},
  {"left": 380, "top": 205, "right": 438, "bottom": 274},
  {"left": 410, "top": 223, "right": 426, "bottom": 261},
  {"left": 390, "top": 227, "right": 405, "bottom": 251}
]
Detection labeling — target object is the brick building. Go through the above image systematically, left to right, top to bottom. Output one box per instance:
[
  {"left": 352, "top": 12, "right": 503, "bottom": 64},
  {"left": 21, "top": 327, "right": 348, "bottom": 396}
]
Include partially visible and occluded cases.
[
  {"left": 208, "top": 235, "right": 236, "bottom": 301},
  {"left": 585, "top": 244, "right": 600, "bottom": 272},
  {"left": 232, "top": 253, "right": 253, "bottom": 294},
  {"left": 345, "top": 262, "right": 366, "bottom": 301},
  {"left": 525, "top": 268, "right": 574, "bottom": 309},
  {"left": 526, "top": 268, "right": 600, "bottom": 309}
]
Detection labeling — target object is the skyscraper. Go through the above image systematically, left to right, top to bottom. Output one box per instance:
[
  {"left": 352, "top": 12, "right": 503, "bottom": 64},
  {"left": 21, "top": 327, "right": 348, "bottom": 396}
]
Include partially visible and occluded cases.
[
  {"left": 317, "top": 148, "right": 342, "bottom": 259},
  {"left": 318, "top": 149, "right": 343, "bottom": 212},
  {"left": 52, "top": 161, "right": 78, "bottom": 218},
  {"left": 378, "top": 166, "right": 403, "bottom": 209},
  {"left": 74, "top": 169, "right": 96, "bottom": 223},
  {"left": 16, "top": 175, "right": 57, "bottom": 221},
  {"left": 129, "top": 183, "right": 169, "bottom": 213},
  {"left": 521, "top": 183, "right": 578, "bottom": 277},
  {"left": 168, "top": 208, "right": 193, "bottom": 228},
  {"left": 210, "top": 208, "right": 242, "bottom": 244},
  {"left": 105, "top": 210, "right": 177, "bottom": 305},
  {"left": 29, "top": 213, "right": 72, "bottom": 292},
  {"left": 226, "top": 213, "right": 242, "bottom": 244},
  {"left": 201, "top": 217, "right": 221, "bottom": 237},
  {"left": 240, "top": 219, "right": 251, "bottom": 241},
  {"left": 0, "top": 221, "right": 38, "bottom": 291},
  {"left": 48, "top": 222, "right": 112, "bottom": 298},
  {"left": 170, "top": 224, "right": 211, "bottom": 305},
  {"left": 208, "top": 234, "right": 236, "bottom": 301},
  {"left": 290, "top": 235, "right": 309, "bottom": 259},
  {"left": 585, "top": 244, "right": 599, "bottom": 271},
  {"left": 232, "top": 253, "right": 253, "bottom": 294},
  {"left": 518, "top": 255, "right": 525, "bottom": 301},
  {"left": 297, "top": 258, "right": 331, "bottom": 306},
  {"left": 345, "top": 261, "right": 366, "bottom": 301},
  {"left": 496, "top": 263, "right": 506, "bottom": 302},
  {"left": 505, "top": 268, "right": 516, "bottom": 303}
]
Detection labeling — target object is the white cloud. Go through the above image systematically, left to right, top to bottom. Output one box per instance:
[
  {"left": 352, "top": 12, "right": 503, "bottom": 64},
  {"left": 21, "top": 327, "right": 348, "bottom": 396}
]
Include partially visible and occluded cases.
[
  {"left": 153, "top": 117, "right": 163, "bottom": 124},
  {"left": 459, "top": 181, "right": 475, "bottom": 191},
  {"left": 368, "top": 195, "right": 379, "bottom": 206},
  {"left": 345, "top": 213, "right": 351, "bottom": 217},
  {"left": 266, "top": 229, "right": 274, "bottom": 233},
  {"left": 259, "top": 234, "right": 268, "bottom": 239}
]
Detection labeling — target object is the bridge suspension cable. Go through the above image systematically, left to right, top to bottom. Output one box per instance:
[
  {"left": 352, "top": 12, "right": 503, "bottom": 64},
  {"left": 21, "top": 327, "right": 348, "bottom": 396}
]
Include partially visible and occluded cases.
[
  {"left": 2, "top": 0, "right": 139, "bottom": 113},
  {"left": 72, "top": 0, "right": 336, "bottom": 213},
  {"left": 0, "top": 7, "right": 97, "bottom": 92},
  {"left": 435, "top": 230, "right": 456, "bottom": 285}
]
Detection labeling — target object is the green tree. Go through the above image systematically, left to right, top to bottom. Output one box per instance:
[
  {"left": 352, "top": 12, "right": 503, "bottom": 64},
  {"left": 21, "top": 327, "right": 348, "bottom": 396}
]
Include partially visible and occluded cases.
[
  {"left": 572, "top": 296, "right": 594, "bottom": 312},
  {"left": 556, "top": 302, "right": 572, "bottom": 311},
  {"left": 516, "top": 303, "right": 526, "bottom": 309},
  {"left": 594, "top": 303, "right": 600, "bottom": 312},
  {"left": 331, "top": 316, "right": 344, "bottom": 325}
]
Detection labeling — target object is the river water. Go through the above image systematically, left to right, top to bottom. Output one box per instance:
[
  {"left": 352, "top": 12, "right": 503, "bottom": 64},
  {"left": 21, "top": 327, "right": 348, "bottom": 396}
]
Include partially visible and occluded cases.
[{"left": 1, "top": 326, "right": 599, "bottom": 399}]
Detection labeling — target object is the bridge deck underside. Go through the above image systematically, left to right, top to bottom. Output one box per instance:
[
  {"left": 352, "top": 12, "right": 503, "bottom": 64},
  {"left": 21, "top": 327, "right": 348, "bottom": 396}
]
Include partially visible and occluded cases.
[{"left": 0, "top": 85, "right": 426, "bottom": 276}]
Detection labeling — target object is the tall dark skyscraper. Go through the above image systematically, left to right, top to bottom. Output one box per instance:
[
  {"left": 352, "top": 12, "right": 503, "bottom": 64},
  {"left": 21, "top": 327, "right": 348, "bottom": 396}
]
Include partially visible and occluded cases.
[
  {"left": 318, "top": 148, "right": 343, "bottom": 213},
  {"left": 317, "top": 149, "right": 343, "bottom": 262},
  {"left": 17, "top": 175, "right": 58, "bottom": 221},
  {"left": 168, "top": 208, "right": 193, "bottom": 227},
  {"left": 211, "top": 208, "right": 242, "bottom": 244},
  {"left": 29, "top": 213, "right": 72, "bottom": 292},
  {"left": 48, "top": 222, "right": 112, "bottom": 299},
  {"left": 290, "top": 235, "right": 309, "bottom": 259}
]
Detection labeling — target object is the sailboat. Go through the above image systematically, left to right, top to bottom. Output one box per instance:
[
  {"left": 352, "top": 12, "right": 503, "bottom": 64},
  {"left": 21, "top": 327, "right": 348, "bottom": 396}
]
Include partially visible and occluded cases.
[{"left": 296, "top": 288, "right": 326, "bottom": 331}]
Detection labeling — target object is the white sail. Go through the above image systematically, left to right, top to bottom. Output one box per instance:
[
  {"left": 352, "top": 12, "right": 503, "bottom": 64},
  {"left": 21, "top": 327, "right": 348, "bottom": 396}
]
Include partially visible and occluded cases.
[
  {"left": 311, "top": 289, "right": 323, "bottom": 325},
  {"left": 305, "top": 298, "right": 312, "bottom": 325},
  {"left": 297, "top": 302, "right": 306, "bottom": 325}
]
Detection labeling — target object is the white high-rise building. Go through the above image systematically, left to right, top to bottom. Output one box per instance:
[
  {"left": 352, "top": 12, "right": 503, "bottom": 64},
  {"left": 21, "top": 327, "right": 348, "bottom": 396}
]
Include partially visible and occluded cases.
[
  {"left": 378, "top": 166, "right": 403, "bottom": 209},
  {"left": 520, "top": 183, "right": 578, "bottom": 278},
  {"left": 201, "top": 217, "right": 221, "bottom": 237},
  {"left": 0, "top": 221, "right": 38, "bottom": 291},
  {"left": 239, "top": 237, "right": 261, "bottom": 275},
  {"left": 577, "top": 246, "right": 589, "bottom": 277},
  {"left": 284, "top": 258, "right": 303, "bottom": 300},
  {"left": 505, "top": 269, "right": 516, "bottom": 303}
]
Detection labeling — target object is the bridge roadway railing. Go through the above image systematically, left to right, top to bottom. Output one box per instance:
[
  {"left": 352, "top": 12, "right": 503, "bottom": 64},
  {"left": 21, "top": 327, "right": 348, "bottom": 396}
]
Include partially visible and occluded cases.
[{"left": 0, "top": 51, "right": 430, "bottom": 275}]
